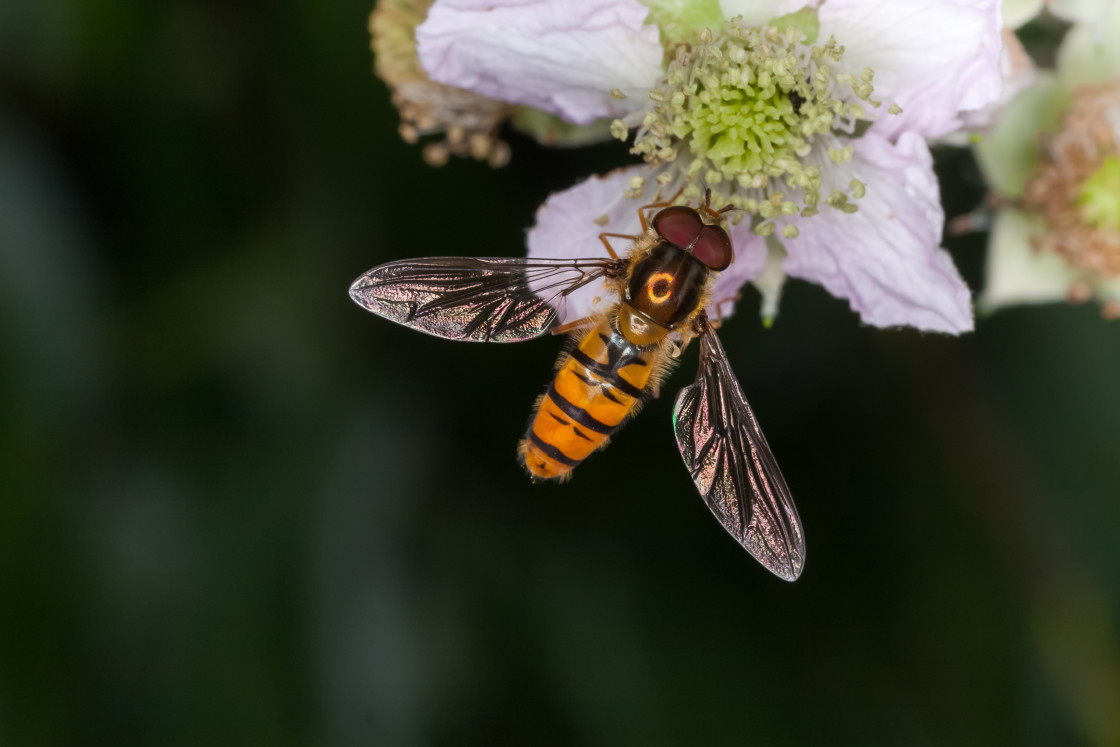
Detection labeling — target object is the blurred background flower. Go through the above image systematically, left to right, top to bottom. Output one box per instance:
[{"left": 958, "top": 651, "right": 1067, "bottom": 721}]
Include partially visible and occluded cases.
[
  {"left": 1, "top": 1, "right": 1119, "bottom": 746},
  {"left": 973, "top": 1, "right": 1120, "bottom": 317}
]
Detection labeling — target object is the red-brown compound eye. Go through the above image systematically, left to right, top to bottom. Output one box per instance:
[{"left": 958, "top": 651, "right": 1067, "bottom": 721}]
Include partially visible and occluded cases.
[
  {"left": 652, "top": 206, "right": 704, "bottom": 248},
  {"left": 691, "top": 225, "right": 733, "bottom": 271}
]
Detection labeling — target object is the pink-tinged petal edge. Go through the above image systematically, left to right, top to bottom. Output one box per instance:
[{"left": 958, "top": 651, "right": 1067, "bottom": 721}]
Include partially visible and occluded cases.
[
  {"left": 417, "top": 0, "right": 664, "bottom": 125},
  {"left": 820, "top": 0, "right": 1003, "bottom": 140},
  {"left": 944, "top": 29, "right": 1036, "bottom": 143},
  {"left": 781, "top": 132, "right": 974, "bottom": 333},
  {"left": 528, "top": 167, "right": 643, "bottom": 321},
  {"left": 528, "top": 168, "right": 768, "bottom": 322}
]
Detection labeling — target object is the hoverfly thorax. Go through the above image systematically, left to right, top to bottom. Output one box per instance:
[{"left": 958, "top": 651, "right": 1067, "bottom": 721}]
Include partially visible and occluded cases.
[
  {"left": 618, "top": 204, "right": 733, "bottom": 347},
  {"left": 620, "top": 245, "right": 706, "bottom": 346}
]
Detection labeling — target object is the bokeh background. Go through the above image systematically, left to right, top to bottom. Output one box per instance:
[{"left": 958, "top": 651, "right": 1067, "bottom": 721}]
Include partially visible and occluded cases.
[{"left": 2, "top": 3, "right": 1119, "bottom": 745}]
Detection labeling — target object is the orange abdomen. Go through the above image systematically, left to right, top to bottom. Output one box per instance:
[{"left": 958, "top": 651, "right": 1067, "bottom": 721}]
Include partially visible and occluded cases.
[{"left": 521, "top": 317, "right": 661, "bottom": 480}]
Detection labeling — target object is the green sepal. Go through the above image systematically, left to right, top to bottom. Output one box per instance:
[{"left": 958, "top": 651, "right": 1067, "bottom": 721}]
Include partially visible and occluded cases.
[
  {"left": 638, "top": 0, "right": 724, "bottom": 45},
  {"left": 768, "top": 8, "right": 819, "bottom": 44},
  {"left": 974, "top": 72, "right": 1069, "bottom": 198},
  {"left": 511, "top": 107, "right": 614, "bottom": 147}
]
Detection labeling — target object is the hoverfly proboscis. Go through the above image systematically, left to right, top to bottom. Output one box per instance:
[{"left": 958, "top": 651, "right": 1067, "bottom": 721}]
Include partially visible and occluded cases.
[{"left": 349, "top": 192, "right": 805, "bottom": 581}]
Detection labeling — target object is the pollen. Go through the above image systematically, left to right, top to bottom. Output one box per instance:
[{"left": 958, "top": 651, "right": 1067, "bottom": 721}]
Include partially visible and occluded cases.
[
  {"left": 370, "top": 0, "right": 513, "bottom": 167},
  {"left": 627, "top": 16, "right": 880, "bottom": 227},
  {"left": 1023, "top": 83, "right": 1120, "bottom": 281},
  {"left": 1079, "top": 156, "right": 1120, "bottom": 233}
]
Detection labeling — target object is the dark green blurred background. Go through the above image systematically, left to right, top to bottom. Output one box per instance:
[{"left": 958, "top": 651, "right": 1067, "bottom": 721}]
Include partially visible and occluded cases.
[{"left": 2, "top": 3, "right": 1118, "bottom": 745}]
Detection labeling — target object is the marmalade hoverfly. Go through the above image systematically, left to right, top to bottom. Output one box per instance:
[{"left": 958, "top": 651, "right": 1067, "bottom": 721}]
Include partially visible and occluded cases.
[{"left": 349, "top": 192, "right": 805, "bottom": 580}]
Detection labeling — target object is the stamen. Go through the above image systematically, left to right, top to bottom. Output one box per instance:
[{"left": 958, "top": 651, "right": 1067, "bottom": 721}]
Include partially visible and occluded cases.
[
  {"left": 370, "top": 0, "right": 513, "bottom": 167},
  {"left": 626, "top": 16, "right": 885, "bottom": 228},
  {"left": 1023, "top": 83, "right": 1120, "bottom": 279},
  {"left": 1079, "top": 156, "right": 1120, "bottom": 233}
]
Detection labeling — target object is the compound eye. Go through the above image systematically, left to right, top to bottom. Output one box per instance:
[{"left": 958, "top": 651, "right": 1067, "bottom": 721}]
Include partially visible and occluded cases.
[
  {"left": 652, "top": 206, "right": 704, "bottom": 249},
  {"left": 692, "top": 225, "right": 733, "bottom": 271}
]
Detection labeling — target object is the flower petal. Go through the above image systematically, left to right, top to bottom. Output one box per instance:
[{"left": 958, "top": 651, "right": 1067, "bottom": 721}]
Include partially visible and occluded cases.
[
  {"left": 416, "top": 0, "right": 664, "bottom": 125},
  {"left": 819, "top": 0, "right": 1003, "bottom": 140},
  {"left": 1056, "top": 5, "right": 1120, "bottom": 88},
  {"left": 939, "top": 29, "right": 1037, "bottom": 145},
  {"left": 973, "top": 71, "right": 1068, "bottom": 198},
  {"left": 781, "top": 132, "right": 974, "bottom": 333},
  {"left": 528, "top": 167, "right": 646, "bottom": 320},
  {"left": 527, "top": 168, "right": 768, "bottom": 322},
  {"left": 979, "top": 208, "right": 1076, "bottom": 313},
  {"left": 708, "top": 221, "right": 768, "bottom": 320}
]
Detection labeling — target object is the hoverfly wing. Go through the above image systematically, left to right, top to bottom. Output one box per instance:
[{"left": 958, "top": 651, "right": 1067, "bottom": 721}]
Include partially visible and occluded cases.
[
  {"left": 349, "top": 257, "right": 616, "bottom": 343},
  {"left": 673, "top": 327, "right": 805, "bottom": 581}
]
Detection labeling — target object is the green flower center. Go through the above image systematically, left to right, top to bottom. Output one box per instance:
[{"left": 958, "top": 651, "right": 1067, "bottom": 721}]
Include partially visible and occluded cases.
[
  {"left": 621, "top": 16, "right": 889, "bottom": 232},
  {"left": 1079, "top": 155, "right": 1120, "bottom": 233}
]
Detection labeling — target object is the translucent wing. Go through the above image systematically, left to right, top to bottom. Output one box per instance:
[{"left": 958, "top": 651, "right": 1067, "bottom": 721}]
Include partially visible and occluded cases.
[
  {"left": 349, "top": 257, "right": 617, "bottom": 343},
  {"left": 673, "top": 326, "right": 805, "bottom": 581}
]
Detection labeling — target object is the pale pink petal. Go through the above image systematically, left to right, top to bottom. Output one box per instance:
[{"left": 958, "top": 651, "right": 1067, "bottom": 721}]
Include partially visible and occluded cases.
[
  {"left": 417, "top": 0, "right": 664, "bottom": 125},
  {"left": 819, "top": 0, "right": 1003, "bottom": 140},
  {"left": 939, "top": 29, "right": 1037, "bottom": 145},
  {"left": 782, "top": 132, "right": 974, "bottom": 333},
  {"left": 528, "top": 167, "right": 646, "bottom": 320},
  {"left": 708, "top": 222, "right": 768, "bottom": 320}
]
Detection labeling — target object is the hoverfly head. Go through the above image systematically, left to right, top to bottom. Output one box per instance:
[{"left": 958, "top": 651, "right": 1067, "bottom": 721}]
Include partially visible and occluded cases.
[{"left": 651, "top": 197, "right": 734, "bottom": 272}]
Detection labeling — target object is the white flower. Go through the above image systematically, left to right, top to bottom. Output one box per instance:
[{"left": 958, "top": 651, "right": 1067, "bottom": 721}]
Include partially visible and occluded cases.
[
  {"left": 416, "top": 0, "right": 1004, "bottom": 333},
  {"left": 1047, "top": 0, "right": 1115, "bottom": 27},
  {"left": 974, "top": 6, "right": 1120, "bottom": 318}
]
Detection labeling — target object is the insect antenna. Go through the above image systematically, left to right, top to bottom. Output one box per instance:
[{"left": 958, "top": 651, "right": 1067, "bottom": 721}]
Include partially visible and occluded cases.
[{"left": 698, "top": 187, "right": 740, "bottom": 223}]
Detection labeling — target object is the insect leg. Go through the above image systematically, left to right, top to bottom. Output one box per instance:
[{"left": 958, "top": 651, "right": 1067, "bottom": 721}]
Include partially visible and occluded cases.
[
  {"left": 598, "top": 233, "right": 638, "bottom": 259},
  {"left": 709, "top": 293, "right": 743, "bottom": 328}
]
